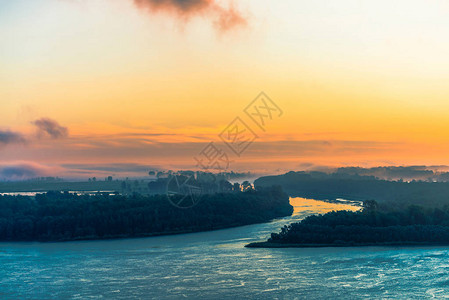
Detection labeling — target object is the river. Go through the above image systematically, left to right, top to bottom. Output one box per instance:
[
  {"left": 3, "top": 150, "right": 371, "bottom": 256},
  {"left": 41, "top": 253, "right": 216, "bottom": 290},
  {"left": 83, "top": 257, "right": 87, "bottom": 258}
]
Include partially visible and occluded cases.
[{"left": 1, "top": 198, "right": 448, "bottom": 299}]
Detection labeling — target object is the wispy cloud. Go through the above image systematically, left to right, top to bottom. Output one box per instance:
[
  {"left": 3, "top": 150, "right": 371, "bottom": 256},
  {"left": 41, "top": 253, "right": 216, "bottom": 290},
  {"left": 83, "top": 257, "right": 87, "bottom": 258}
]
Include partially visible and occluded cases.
[
  {"left": 133, "top": 0, "right": 246, "bottom": 32},
  {"left": 32, "top": 118, "right": 69, "bottom": 139},
  {"left": 61, "top": 163, "right": 162, "bottom": 176}
]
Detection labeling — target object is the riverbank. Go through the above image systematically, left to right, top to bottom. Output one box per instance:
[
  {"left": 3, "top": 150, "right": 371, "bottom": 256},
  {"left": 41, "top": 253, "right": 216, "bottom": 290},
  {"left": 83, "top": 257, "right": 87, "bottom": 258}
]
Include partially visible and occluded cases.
[
  {"left": 0, "top": 187, "right": 293, "bottom": 242},
  {"left": 246, "top": 207, "right": 449, "bottom": 248},
  {"left": 246, "top": 241, "right": 449, "bottom": 248}
]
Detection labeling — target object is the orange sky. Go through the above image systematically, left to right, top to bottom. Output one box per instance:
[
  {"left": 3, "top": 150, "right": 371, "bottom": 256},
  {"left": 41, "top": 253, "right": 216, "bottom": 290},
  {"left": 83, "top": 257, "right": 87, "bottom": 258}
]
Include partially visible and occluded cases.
[{"left": 2, "top": 0, "right": 449, "bottom": 178}]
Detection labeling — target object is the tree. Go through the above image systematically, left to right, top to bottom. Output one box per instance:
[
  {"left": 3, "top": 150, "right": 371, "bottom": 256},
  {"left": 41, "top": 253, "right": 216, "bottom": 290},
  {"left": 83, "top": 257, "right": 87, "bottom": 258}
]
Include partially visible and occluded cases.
[
  {"left": 241, "top": 181, "right": 253, "bottom": 192},
  {"left": 363, "top": 200, "right": 378, "bottom": 211}
]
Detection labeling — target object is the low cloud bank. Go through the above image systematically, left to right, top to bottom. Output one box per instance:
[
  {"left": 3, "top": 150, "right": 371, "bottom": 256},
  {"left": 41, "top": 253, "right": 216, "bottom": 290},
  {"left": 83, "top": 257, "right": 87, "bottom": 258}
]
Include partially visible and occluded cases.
[
  {"left": 0, "top": 131, "right": 26, "bottom": 146},
  {"left": 0, "top": 162, "right": 56, "bottom": 181}
]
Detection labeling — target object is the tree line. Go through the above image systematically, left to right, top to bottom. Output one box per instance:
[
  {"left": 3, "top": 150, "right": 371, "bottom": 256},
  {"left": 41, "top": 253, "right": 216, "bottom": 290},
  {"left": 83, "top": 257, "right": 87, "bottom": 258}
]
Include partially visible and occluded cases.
[
  {"left": 255, "top": 171, "right": 449, "bottom": 208},
  {"left": 0, "top": 186, "right": 292, "bottom": 241},
  {"left": 256, "top": 202, "right": 449, "bottom": 247}
]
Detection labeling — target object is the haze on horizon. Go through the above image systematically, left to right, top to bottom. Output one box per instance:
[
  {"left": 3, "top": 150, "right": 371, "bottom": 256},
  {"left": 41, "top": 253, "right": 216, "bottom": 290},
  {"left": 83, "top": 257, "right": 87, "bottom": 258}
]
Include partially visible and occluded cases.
[{"left": 2, "top": 0, "right": 449, "bottom": 179}]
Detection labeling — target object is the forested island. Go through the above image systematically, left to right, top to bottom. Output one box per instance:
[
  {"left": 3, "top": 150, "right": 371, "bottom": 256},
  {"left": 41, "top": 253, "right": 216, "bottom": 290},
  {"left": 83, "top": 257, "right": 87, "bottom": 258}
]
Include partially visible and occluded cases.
[
  {"left": 246, "top": 170, "right": 449, "bottom": 248},
  {"left": 0, "top": 186, "right": 292, "bottom": 242},
  {"left": 247, "top": 201, "right": 449, "bottom": 248}
]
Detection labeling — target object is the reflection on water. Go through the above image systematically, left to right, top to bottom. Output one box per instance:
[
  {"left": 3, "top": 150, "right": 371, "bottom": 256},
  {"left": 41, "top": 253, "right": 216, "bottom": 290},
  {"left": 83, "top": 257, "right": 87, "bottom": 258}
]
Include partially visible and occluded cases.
[
  {"left": 0, "top": 192, "right": 41, "bottom": 196},
  {"left": 290, "top": 197, "right": 361, "bottom": 215},
  {"left": 0, "top": 198, "right": 448, "bottom": 299}
]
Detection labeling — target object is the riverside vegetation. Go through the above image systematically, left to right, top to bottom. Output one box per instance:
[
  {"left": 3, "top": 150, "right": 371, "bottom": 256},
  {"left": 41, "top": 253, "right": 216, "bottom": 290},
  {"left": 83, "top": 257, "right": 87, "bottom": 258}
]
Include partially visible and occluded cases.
[{"left": 0, "top": 186, "right": 292, "bottom": 242}]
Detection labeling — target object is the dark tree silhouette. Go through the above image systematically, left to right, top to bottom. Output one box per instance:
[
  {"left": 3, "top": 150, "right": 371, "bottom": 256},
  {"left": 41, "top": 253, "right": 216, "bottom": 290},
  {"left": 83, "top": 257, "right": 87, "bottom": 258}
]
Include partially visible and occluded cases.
[
  {"left": 0, "top": 186, "right": 292, "bottom": 242},
  {"left": 248, "top": 203, "right": 449, "bottom": 247}
]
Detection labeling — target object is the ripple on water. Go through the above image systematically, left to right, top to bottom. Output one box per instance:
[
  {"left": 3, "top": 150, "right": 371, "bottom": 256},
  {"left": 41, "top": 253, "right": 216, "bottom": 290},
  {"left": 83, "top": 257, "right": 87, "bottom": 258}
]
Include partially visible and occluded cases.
[{"left": 1, "top": 198, "right": 449, "bottom": 298}]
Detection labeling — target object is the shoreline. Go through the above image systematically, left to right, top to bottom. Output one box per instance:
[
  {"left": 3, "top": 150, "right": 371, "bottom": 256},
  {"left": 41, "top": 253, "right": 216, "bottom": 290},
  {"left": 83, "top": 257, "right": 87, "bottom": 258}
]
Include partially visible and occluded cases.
[
  {"left": 0, "top": 197, "right": 355, "bottom": 244},
  {"left": 0, "top": 215, "right": 293, "bottom": 244},
  {"left": 245, "top": 241, "right": 449, "bottom": 248}
]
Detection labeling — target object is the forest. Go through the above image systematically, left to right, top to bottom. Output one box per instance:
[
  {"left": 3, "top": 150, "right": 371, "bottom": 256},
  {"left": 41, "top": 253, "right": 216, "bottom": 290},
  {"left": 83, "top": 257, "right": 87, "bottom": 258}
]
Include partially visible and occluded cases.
[
  {"left": 255, "top": 171, "right": 449, "bottom": 208},
  {"left": 0, "top": 186, "right": 292, "bottom": 242},
  {"left": 247, "top": 201, "right": 449, "bottom": 247}
]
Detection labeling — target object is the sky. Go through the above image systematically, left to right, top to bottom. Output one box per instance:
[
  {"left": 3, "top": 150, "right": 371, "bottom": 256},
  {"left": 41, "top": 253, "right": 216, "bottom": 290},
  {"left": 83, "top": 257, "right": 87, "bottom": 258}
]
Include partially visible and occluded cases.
[{"left": 2, "top": 0, "right": 449, "bottom": 179}]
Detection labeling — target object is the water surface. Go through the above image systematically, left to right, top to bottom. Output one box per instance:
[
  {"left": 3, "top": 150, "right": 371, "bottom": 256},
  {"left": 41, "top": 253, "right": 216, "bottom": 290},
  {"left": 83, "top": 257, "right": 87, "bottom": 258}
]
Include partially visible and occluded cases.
[{"left": 1, "top": 198, "right": 448, "bottom": 299}]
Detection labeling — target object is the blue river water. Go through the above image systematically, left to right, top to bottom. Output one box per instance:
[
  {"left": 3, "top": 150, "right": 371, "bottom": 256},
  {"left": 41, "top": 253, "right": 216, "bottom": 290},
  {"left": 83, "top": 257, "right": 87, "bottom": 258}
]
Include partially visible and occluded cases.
[{"left": 1, "top": 198, "right": 449, "bottom": 299}]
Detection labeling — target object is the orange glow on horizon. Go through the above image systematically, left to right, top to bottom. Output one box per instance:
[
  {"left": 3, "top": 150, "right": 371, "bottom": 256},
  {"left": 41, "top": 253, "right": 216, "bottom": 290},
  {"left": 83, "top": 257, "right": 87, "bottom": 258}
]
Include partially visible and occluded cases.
[{"left": 3, "top": 0, "right": 449, "bottom": 177}]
